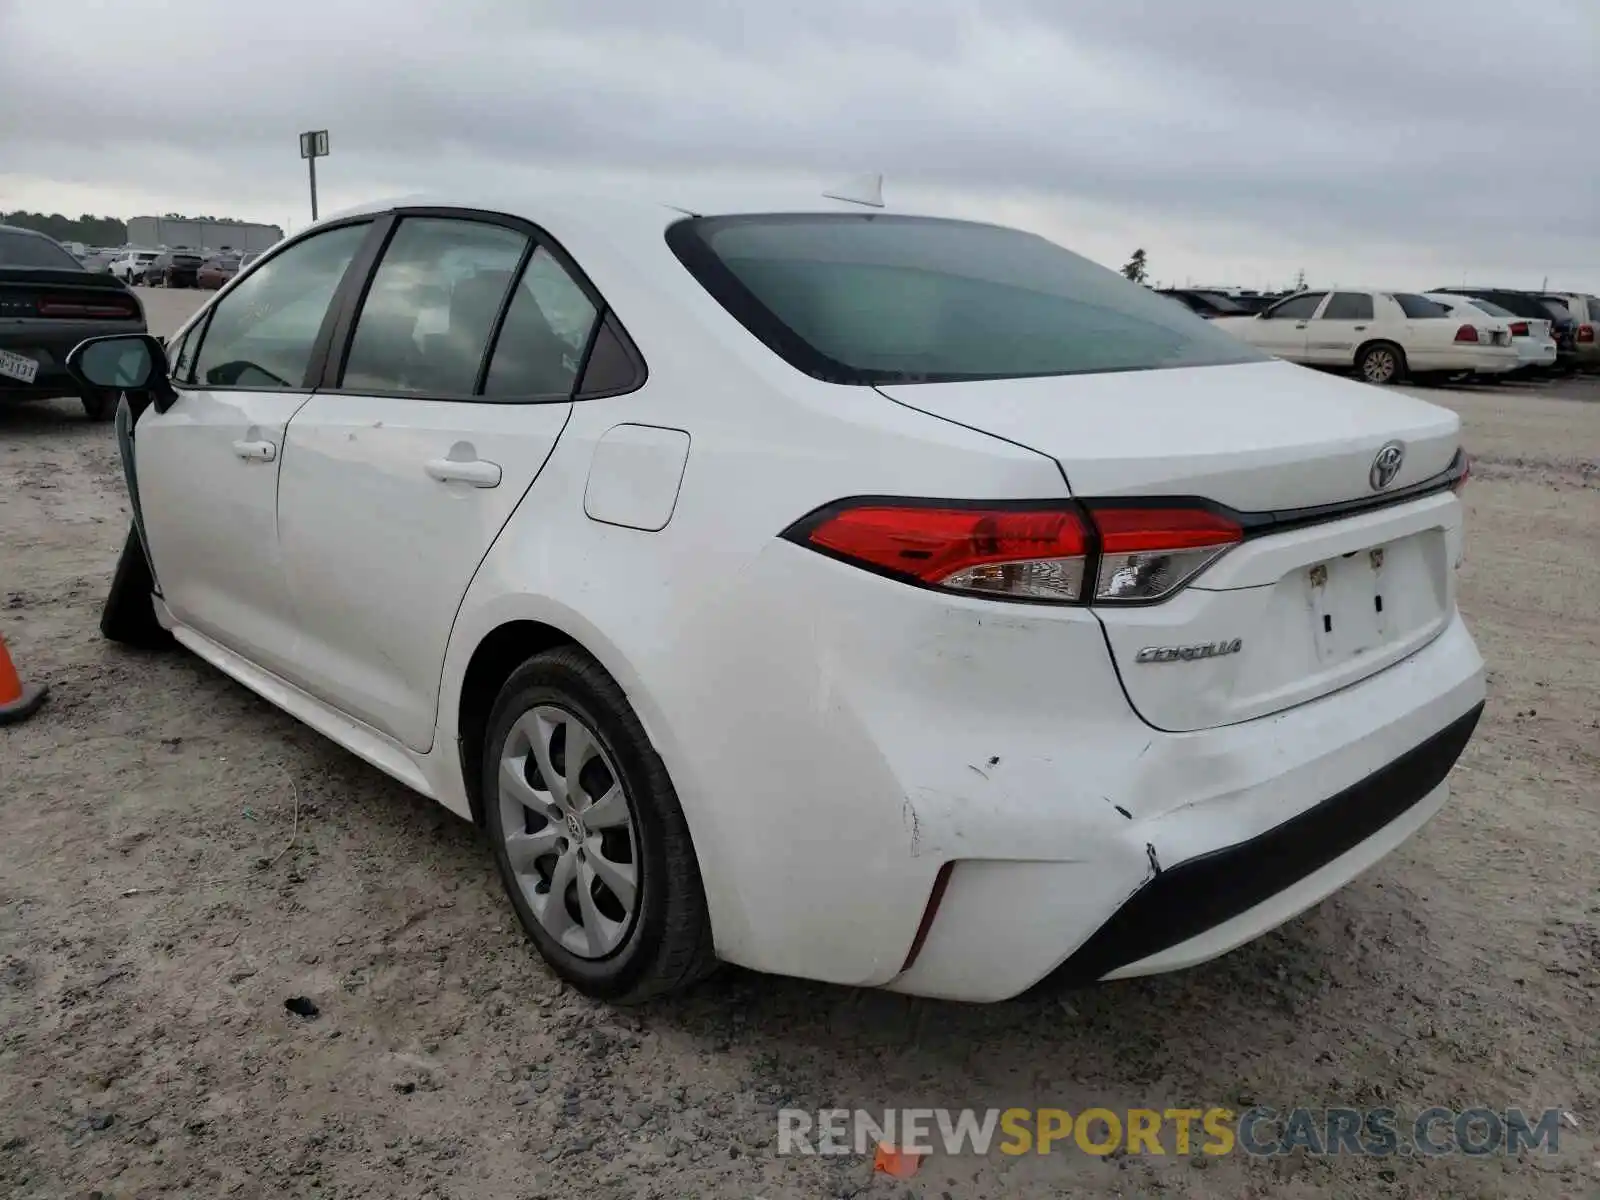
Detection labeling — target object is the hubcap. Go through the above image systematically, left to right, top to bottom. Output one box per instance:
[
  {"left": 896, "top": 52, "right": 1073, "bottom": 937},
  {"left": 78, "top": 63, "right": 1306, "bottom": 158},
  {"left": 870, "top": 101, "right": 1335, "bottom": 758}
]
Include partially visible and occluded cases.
[
  {"left": 1364, "top": 349, "right": 1396, "bottom": 382},
  {"left": 497, "top": 706, "right": 638, "bottom": 959}
]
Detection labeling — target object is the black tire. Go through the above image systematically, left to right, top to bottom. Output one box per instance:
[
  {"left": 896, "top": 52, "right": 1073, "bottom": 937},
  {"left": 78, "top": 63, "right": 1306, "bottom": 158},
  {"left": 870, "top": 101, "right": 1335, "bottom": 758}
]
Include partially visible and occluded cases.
[
  {"left": 1357, "top": 341, "right": 1406, "bottom": 386},
  {"left": 81, "top": 391, "right": 118, "bottom": 421},
  {"left": 102, "top": 525, "right": 173, "bottom": 649},
  {"left": 482, "top": 647, "right": 715, "bottom": 1002}
]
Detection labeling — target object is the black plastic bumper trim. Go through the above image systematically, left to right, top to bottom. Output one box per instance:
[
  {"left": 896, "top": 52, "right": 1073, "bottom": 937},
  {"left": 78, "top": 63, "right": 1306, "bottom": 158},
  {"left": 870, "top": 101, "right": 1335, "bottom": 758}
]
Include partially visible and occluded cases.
[{"left": 1053, "top": 700, "right": 1484, "bottom": 985}]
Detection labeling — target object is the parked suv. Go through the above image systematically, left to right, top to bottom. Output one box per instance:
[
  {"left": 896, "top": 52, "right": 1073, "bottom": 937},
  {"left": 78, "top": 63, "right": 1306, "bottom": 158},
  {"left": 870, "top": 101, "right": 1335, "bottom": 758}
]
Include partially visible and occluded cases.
[
  {"left": 145, "top": 249, "right": 204, "bottom": 288},
  {"left": 109, "top": 250, "right": 161, "bottom": 285},
  {"left": 1540, "top": 293, "right": 1599, "bottom": 368}
]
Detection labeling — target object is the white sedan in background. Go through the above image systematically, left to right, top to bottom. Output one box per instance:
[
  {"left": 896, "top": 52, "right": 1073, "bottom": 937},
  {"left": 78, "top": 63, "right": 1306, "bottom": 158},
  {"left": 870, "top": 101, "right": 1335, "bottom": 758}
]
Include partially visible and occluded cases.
[
  {"left": 64, "top": 190, "right": 1484, "bottom": 1003},
  {"left": 1214, "top": 289, "right": 1519, "bottom": 384},
  {"left": 1425, "top": 293, "right": 1557, "bottom": 371}
]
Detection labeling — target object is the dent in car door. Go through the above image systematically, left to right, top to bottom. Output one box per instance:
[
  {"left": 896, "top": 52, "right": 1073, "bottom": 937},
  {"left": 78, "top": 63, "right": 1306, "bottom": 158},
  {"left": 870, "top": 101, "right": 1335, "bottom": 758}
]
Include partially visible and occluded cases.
[{"left": 275, "top": 217, "right": 602, "bottom": 752}]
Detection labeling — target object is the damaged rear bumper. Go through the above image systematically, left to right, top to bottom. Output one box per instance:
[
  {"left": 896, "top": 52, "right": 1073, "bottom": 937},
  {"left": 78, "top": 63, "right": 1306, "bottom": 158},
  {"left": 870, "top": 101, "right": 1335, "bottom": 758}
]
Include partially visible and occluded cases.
[
  {"left": 884, "top": 613, "right": 1485, "bottom": 1001},
  {"left": 1057, "top": 700, "right": 1481, "bottom": 984}
]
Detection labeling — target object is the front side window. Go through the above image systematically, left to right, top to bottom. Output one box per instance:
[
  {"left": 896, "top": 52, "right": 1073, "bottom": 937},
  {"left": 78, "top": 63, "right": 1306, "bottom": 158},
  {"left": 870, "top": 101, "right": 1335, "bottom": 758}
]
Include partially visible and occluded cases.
[
  {"left": 667, "top": 214, "right": 1267, "bottom": 385},
  {"left": 342, "top": 217, "right": 528, "bottom": 395},
  {"left": 191, "top": 221, "right": 368, "bottom": 389},
  {"left": 483, "top": 247, "right": 599, "bottom": 397},
  {"left": 1265, "top": 292, "right": 1327, "bottom": 321},
  {"left": 1320, "top": 292, "right": 1374, "bottom": 321},
  {"left": 1392, "top": 293, "right": 1451, "bottom": 319}
]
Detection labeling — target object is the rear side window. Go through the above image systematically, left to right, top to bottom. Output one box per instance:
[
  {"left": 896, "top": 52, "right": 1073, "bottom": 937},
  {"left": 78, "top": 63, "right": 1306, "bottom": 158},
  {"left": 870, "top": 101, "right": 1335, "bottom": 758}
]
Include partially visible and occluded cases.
[
  {"left": 666, "top": 214, "right": 1266, "bottom": 385},
  {"left": 342, "top": 217, "right": 528, "bottom": 395},
  {"left": 191, "top": 222, "right": 368, "bottom": 389},
  {"left": 0, "top": 229, "right": 82, "bottom": 270},
  {"left": 482, "top": 247, "right": 598, "bottom": 397},
  {"left": 1321, "top": 292, "right": 1374, "bottom": 320},
  {"left": 1393, "top": 294, "right": 1451, "bottom": 319}
]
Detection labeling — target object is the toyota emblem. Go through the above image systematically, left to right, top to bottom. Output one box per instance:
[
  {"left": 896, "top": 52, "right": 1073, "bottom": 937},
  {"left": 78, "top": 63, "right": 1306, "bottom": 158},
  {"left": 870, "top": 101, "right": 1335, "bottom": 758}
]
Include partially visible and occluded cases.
[{"left": 1369, "top": 441, "right": 1405, "bottom": 491}]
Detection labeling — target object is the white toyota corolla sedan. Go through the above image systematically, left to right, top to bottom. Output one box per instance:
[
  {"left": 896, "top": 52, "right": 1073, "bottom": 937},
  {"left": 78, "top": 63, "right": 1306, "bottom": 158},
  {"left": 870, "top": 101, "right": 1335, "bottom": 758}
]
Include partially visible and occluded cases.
[{"left": 67, "top": 188, "right": 1486, "bottom": 1003}]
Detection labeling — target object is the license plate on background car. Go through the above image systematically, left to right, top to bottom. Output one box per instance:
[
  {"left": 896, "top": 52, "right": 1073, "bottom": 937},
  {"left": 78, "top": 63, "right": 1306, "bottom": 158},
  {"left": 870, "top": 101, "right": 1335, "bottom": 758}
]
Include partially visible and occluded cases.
[
  {"left": 0, "top": 348, "right": 40, "bottom": 384},
  {"left": 1308, "top": 545, "right": 1392, "bottom": 663}
]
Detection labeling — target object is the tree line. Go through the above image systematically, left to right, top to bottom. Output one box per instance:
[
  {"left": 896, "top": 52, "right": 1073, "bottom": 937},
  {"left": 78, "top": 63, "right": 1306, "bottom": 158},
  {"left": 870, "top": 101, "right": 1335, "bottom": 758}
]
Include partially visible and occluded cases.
[{"left": 2, "top": 211, "right": 233, "bottom": 247}]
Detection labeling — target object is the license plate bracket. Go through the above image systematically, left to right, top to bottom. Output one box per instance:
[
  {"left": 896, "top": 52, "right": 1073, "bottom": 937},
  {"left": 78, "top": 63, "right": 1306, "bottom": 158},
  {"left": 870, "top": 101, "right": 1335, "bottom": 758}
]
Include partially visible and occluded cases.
[
  {"left": 0, "top": 348, "right": 41, "bottom": 385},
  {"left": 1308, "top": 545, "right": 1391, "bottom": 663}
]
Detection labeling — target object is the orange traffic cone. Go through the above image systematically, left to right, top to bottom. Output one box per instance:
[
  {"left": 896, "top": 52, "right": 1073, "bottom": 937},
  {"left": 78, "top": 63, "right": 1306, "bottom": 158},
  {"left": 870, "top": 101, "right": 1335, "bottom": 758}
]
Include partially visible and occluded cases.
[{"left": 0, "top": 633, "right": 48, "bottom": 725}]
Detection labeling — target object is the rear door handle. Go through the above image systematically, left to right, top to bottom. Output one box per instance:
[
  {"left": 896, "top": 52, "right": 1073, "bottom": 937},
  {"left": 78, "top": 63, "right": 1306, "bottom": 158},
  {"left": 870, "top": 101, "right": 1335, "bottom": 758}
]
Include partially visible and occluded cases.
[
  {"left": 1353, "top": 324, "right": 1368, "bottom": 331},
  {"left": 232, "top": 439, "right": 276, "bottom": 462},
  {"left": 425, "top": 458, "right": 501, "bottom": 488}
]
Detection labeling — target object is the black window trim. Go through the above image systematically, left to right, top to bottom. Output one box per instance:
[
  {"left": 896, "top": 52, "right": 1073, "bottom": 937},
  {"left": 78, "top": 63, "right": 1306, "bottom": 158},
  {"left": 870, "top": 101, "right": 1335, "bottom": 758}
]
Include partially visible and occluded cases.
[
  {"left": 315, "top": 205, "right": 647, "bottom": 405},
  {"left": 179, "top": 215, "right": 380, "bottom": 395}
]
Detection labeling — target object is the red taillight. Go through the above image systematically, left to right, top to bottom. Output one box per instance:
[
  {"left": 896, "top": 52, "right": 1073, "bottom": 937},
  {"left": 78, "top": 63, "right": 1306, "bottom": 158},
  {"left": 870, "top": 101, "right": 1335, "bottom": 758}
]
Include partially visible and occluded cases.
[
  {"left": 37, "top": 295, "right": 138, "bottom": 319},
  {"left": 1508, "top": 321, "right": 1529, "bottom": 337},
  {"left": 1453, "top": 324, "right": 1480, "bottom": 343},
  {"left": 1579, "top": 324, "right": 1595, "bottom": 344},
  {"left": 1453, "top": 454, "right": 1470, "bottom": 494},
  {"left": 792, "top": 501, "right": 1241, "bottom": 604},
  {"left": 803, "top": 504, "right": 1091, "bottom": 601},
  {"left": 1085, "top": 506, "right": 1243, "bottom": 602},
  {"left": 1090, "top": 506, "right": 1244, "bottom": 554}
]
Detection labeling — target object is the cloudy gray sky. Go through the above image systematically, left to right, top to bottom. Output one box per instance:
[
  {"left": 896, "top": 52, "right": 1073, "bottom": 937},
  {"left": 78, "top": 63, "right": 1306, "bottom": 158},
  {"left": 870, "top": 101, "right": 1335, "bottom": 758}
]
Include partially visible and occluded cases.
[{"left": 3, "top": 0, "right": 1595, "bottom": 291}]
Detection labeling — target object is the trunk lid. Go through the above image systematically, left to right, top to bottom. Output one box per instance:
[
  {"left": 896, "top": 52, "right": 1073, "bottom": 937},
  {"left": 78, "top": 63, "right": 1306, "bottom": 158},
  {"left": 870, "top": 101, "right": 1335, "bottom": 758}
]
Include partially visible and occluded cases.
[
  {"left": 878, "top": 359, "right": 1460, "bottom": 510},
  {"left": 879, "top": 359, "right": 1465, "bottom": 732}
]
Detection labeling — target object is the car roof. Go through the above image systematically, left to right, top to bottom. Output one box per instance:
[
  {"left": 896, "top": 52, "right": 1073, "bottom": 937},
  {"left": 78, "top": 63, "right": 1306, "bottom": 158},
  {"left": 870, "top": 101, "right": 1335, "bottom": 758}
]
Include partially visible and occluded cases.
[
  {"left": 318, "top": 184, "right": 950, "bottom": 236},
  {"left": 0, "top": 223, "right": 59, "bottom": 241}
]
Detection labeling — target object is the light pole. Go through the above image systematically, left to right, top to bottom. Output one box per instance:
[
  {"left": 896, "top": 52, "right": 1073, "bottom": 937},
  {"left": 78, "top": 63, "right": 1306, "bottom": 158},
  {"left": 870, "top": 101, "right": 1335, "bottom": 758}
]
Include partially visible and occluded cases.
[{"left": 298, "top": 130, "right": 330, "bottom": 222}]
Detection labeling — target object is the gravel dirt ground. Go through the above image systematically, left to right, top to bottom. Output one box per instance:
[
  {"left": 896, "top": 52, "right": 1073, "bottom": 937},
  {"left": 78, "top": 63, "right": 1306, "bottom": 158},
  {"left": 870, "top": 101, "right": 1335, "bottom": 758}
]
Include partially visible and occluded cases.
[{"left": 1, "top": 288, "right": 1596, "bottom": 1198}]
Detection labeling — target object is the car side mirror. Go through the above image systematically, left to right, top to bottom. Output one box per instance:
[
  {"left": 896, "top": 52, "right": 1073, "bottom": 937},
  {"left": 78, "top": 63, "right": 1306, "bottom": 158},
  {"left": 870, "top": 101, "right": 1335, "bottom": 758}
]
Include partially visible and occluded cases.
[{"left": 66, "top": 333, "right": 179, "bottom": 414}]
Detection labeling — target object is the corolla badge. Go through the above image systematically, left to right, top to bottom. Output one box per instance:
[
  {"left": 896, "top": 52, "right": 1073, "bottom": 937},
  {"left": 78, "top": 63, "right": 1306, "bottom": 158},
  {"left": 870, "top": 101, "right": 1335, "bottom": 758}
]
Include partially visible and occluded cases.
[
  {"left": 1369, "top": 441, "right": 1406, "bottom": 491},
  {"left": 1135, "top": 639, "right": 1243, "bottom": 665}
]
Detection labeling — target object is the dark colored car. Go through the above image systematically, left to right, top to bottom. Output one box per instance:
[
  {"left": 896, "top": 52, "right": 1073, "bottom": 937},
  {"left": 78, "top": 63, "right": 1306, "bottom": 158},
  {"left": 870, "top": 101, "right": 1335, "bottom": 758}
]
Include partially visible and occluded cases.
[
  {"left": 0, "top": 224, "right": 148, "bottom": 420},
  {"left": 146, "top": 249, "right": 204, "bottom": 288},
  {"left": 196, "top": 254, "right": 241, "bottom": 290},
  {"left": 1157, "top": 288, "right": 1253, "bottom": 319},
  {"left": 1432, "top": 288, "right": 1579, "bottom": 367}
]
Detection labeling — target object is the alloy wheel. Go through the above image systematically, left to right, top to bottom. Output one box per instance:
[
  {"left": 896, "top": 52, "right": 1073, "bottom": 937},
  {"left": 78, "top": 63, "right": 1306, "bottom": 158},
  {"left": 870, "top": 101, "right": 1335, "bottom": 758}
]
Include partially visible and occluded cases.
[
  {"left": 1362, "top": 347, "right": 1398, "bottom": 384},
  {"left": 497, "top": 705, "right": 639, "bottom": 959}
]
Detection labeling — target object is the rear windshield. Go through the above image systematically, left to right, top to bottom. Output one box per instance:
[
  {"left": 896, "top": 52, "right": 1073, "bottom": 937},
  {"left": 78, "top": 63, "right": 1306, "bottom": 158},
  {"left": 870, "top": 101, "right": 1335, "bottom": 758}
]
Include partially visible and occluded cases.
[
  {"left": 667, "top": 214, "right": 1267, "bottom": 384},
  {"left": 0, "top": 229, "right": 84, "bottom": 270},
  {"left": 1187, "top": 290, "right": 1251, "bottom": 314},
  {"left": 1456, "top": 292, "right": 1547, "bottom": 320},
  {"left": 1392, "top": 293, "right": 1452, "bottom": 319},
  {"left": 1458, "top": 296, "right": 1514, "bottom": 319}
]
